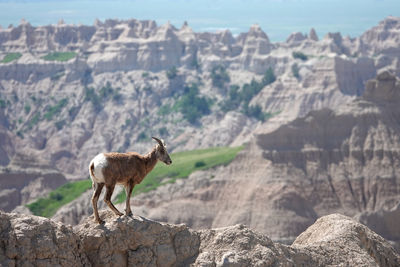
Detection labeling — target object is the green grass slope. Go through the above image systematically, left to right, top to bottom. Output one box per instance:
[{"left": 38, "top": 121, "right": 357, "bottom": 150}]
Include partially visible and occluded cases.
[
  {"left": 42, "top": 52, "right": 77, "bottom": 62},
  {"left": 1, "top": 53, "right": 22, "bottom": 63},
  {"left": 27, "top": 146, "right": 244, "bottom": 217},
  {"left": 26, "top": 180, "right": 92, "bottom": 218}
]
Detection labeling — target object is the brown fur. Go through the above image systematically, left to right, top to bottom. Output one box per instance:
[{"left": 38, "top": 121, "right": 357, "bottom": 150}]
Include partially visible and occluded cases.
[
  {"left": 90, "top": 138, "right": 171, "bottom": 224},
  {"left": 102, "top": 149, "right": 157, "bottom": 186}
]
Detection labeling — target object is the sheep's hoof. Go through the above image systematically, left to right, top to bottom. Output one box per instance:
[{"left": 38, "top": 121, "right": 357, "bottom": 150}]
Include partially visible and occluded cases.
[
  {"left": 126, "top": 211, "right": 133, "bottom": 216},
  {"left": 116, "top": 212, "right": 124, "bottom": 216}
]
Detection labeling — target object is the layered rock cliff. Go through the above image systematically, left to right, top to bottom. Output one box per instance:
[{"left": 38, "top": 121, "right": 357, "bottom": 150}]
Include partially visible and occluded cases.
[
  {"left": 1, "top": 17, "right": 398, "bottom": 74},
  {"left": 2, "top": 17, "right": 398, "bottom": 180},
  {"left": 0, "top": 153, "right": 67, "bottom": 212},
  {"left": 1, "top": 210, "right": 399, "bottom": 266}
]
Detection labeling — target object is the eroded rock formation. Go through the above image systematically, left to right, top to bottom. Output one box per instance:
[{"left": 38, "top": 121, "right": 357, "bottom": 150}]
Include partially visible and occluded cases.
[
  {"left": 1, "top": 17, "right": 398, "bottom": 180},
  {"left": 0, "top": 153, "right": 67, "bottom": 211},
  {"left": 1, "top": 210, "right": 399, "bottom": 266}
]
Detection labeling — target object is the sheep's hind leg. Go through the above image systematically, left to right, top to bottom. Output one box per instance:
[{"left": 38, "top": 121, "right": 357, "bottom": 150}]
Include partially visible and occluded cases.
[
  {"left": 125, "top": 181, "right": 134, "bottom": 216},
  {"left": 92, "top": 182, "right": 105, "bottom": 224},
  {"left": 104, "top": 184, "right": 123, "bottom": 216}
]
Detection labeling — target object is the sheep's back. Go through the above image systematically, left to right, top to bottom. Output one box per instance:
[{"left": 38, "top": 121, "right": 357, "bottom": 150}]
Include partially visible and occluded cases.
[{"left": 103, "top": 152, "right": 145, "bottom": 184}]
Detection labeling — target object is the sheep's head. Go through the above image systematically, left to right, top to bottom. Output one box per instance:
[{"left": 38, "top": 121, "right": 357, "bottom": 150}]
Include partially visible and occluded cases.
[{"left": 152, "top": 137, "right": 172, "bottom": 165}]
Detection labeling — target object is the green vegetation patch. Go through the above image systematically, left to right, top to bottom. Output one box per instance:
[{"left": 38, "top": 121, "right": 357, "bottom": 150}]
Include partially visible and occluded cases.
[
  {"left": 292, "top": 51, "right": 308, "bottom": 61},
  {"left": 42, "top": 52, "right": 77, "bottom": 62},
  {"left": 1, "top": 53, "right": 22, "bottom": 63},
  {"left": 191, "top": 57, "right": 200, "bottom": 70},
  {"left": 292, "top": 63, "right": 300, "bottom": 79},
  {"left": 211, "top": 65, "right": 230, "bottom": 88},
  {"left": 166, "top": 66, "right": 178, "bottom": 80},
  {"left": 219, "top": 67, "right": 276, "bottom": 121},
  {"left": 51, "top": 71, "right": 65, "bottom": 81},
  {"left": 84, "top": 82, "right": 122, "bottom": 111},
  {"left": 158, "top": 82, "right": 211, "bottom": 124},
  {"left": 177, "top": 83, "right": 211, "bottom": 124},
  {"left": 23, "top": 97, "right": 68, "bottom": 130},
  {"left": 43, "top": 98, "right": 68, "bottom": 121},
  {"left": 0, "top": 99, "right": 6, "bottom": 109},
  {"left": 24, "top": 104, "right": 31, "bottom": 114},
  {"left": 158, "top": 104, "right": 173, "bottom": 116},
  {"left": 27, "top": 112, "right": 41, "bottom": 130},
  {"left": 55, "top": 119, "right": 66, "bottom": 130},
  {"left": 158, "top": 127, "right": 168, "bottom": 136},
  {"left": 137, "top": 131, "right": 148, "bottom": 141},
  {"left": 116, "top": 145, "right": 244, "bottom": 203},
  {"left": 27, "top": 180, "right": 92, "bottom": 217}
]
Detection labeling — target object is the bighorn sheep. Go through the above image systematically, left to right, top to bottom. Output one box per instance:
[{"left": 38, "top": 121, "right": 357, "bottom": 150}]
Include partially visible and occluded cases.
[{"left": 89, "top": 137, "right": 172, "bottom": 224}]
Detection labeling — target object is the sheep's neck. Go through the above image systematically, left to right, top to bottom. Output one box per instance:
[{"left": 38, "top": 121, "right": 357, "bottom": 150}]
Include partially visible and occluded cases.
[{"left": 144, "top": 148, "right": 158, "bottom": 175}]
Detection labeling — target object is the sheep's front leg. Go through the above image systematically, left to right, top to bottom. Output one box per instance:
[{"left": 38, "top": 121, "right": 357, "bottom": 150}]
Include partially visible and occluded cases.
[
  {"left": 125, "top": 180, "right": 134, "bottom": 216},
  {"left": 92, "top": 182, "right": 105, "bottom": 224},
  {"left": 104, "top": 184, "right": 123, "bottom": 216}
]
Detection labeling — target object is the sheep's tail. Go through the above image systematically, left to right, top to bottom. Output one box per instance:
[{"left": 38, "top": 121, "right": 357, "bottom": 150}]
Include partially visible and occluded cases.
[{"left": 89, "top": 162, "right": 96, "bottom": 190}]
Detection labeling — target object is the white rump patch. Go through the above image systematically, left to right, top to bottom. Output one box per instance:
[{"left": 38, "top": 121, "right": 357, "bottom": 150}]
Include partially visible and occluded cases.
[{"left": 90, "top": 153, "right": 108, "bottom": 183}]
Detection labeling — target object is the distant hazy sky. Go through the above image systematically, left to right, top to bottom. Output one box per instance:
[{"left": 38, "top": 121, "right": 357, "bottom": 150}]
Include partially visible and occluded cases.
[{"left": 0, "top": 0, "right": 399, "bottom": 41}]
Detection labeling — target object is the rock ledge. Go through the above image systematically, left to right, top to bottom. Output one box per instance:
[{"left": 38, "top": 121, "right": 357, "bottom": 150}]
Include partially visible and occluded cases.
[{"left": 1, "top": 210, "right": 399, "bottom": 266}]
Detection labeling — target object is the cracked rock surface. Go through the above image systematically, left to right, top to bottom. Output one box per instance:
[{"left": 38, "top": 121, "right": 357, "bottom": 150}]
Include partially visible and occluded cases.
[{"left": 1, "top": 210, "right": 399, "bottom": 266}]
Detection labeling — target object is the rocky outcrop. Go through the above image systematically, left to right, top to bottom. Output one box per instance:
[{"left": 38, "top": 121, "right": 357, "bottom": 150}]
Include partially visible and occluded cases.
[
  {"left": 355, "top": 16, "right": 400, "bottom": 77},
  {"left": 358, "top": 16, "right": 400, "bottom": 56},
  {"left": 3, "top": 17, "right": 397, "bottom": 75},
  {"left": 1, "top": 19, "right": 270, "bottom": 73},
  {"left": 309, "top": 28, "right": 318, "bottom": 41},
  {"left": 286, "top": 32, "right": 307, "bottom": 44},
  {"left": 0, "top": 57, "right": 88, "bottom": 83},
  {"left": 363, "top": 69, "right": 400, "bottom": 102},
  {"left": 0, "top": 125, "right": 14, "bottom": 166},
  {"left": 0, "top": 153, "right": 67, "bottom": 211},
  {"left": 355, "top": 202, "right": 400, "bottom": 252},
  {"left": 75, "top": 210, "right": 200, "bottom": 266},
  {"left": 1, "top": 211, "right": 399, "bottom": 266},
  {"left": 0, "top": 212, "right": 90, "bottom": 266},
  {"left": 292, "top": 214, "right": 400, "bottom": 266}
]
